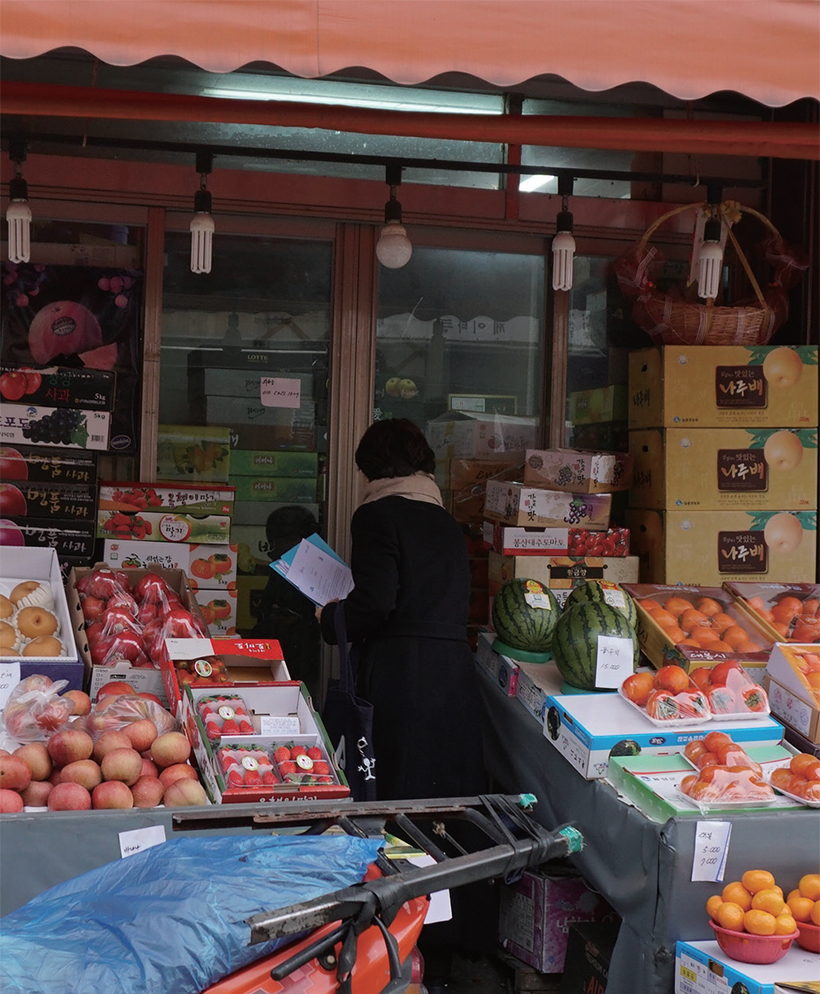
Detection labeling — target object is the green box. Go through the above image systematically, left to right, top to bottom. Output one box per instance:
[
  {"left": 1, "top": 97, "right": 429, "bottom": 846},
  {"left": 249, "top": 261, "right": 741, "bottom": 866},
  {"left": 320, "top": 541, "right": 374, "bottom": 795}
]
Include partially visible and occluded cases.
[
  {"left": 157, "top": 425, "right": 231, "bottom": 483},
  {"left": 228, "top": 450, "right": 318, "bottom": 478},
  {"left": 230, "top": 476, "right": 318, "bottom": 503}
]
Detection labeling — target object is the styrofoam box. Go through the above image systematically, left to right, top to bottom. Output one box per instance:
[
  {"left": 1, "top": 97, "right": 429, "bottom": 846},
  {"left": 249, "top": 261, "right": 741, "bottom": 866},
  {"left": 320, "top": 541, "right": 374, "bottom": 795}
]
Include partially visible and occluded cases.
[
  {"left": 0, "top": 547, "right": 84, "bottom": 691},
  {"left": 763, "top": 673, "right": 820, "bottom": 743},
  {"left": 542, "top": 692, "right": 784, "bottom": 779},
  {"left": 675, "top": 940, "right": 820, "bottom": 994}
]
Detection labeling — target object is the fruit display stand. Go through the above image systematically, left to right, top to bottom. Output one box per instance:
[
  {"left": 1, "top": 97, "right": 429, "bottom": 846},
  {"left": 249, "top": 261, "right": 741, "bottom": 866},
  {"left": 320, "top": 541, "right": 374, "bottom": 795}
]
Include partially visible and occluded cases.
[{"left": 476, "top": 665, "right": 820, "bottom": 994}]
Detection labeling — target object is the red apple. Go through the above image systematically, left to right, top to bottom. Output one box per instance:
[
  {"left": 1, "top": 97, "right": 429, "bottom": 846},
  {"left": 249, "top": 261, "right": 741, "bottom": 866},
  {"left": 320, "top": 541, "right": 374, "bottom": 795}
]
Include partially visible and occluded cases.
[
  {"left": 0, "top": 370, "right": 28, "bottom": 402},
  {"left": 0, "top": 446, "right": 28, "bottom": 480},
  {"left": 0, "top": 483, "right": 26, "bottom": 517},
  {"left": 0, "top": 519, "right": 25, "bottom": 546},
  {"left": 83, "top": 568, "right": 129, "bottom": 601},
  {"left": 133, "top": 574, "right": 174, "bottom": 602},
  {"left": 107, "top": 590, "right": 139, "bottom": 616},
  {"left": 81, "top": 595, "right": 107, "bottom": 622},
  {"left": 100, "top": 605, "right": 141, "bottom": 636},
  {"left": 163, "top": 608, "right": 207, "bottom": 639},
  {"left": 85, "top": 621, "right": 104, "bottom": 647},
  {"left": 97, "top": 680, "right": 138, "bottom": 699},
  {"left": 48, "top": 782, "right": 92, "bottom": 811},
  {"left": 0, "top": 788, "right": 24, "bottom": 813}
]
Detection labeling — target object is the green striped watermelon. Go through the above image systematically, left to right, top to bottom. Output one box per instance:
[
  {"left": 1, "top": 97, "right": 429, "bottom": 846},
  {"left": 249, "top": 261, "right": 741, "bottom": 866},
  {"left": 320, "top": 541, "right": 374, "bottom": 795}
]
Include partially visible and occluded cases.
[
  {"left": 492, "top": 578, "right": 559, "bottom": 652},
  {"left": 563, "top": 579, "right": 638, "bottom": 629},
  {"left": 552, "top": 600, "right": 639, "bottom": 690}
]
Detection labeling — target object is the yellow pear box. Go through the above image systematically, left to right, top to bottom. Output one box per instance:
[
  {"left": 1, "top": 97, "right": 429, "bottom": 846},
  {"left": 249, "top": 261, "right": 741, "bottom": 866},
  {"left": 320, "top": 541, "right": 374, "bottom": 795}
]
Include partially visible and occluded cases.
[
  {"left": 628, "top": 345, "right": 818, "bottom": 429},
  {"left": 628, "top": 427, "right": 817, "bottom": 510},
  {"left": 625, "top": 508, "right": 817, "bottom": 586}
]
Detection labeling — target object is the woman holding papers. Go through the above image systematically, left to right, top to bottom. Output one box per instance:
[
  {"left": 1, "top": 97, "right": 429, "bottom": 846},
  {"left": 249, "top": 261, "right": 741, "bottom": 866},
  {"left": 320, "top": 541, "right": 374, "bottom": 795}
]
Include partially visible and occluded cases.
[{"left": 319, "top": 418, "right": 488, "bottom": 988}]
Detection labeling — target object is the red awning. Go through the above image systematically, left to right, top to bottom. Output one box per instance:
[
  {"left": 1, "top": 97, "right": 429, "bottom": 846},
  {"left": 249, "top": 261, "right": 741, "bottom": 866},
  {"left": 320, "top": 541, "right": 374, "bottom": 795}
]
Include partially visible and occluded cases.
[{"left": 1, "top": 0, "right": 819, "bottom": 109}]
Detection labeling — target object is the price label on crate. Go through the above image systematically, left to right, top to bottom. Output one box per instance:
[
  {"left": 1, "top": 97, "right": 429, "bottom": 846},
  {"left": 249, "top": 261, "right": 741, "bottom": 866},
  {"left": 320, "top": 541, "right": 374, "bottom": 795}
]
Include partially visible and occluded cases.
[
  {"left": 261, "top": 377, "right": 301, "bottom": 409},
  {"left": 594, "top": 635, "right": 633, "bottom": 689},
  {"left": 0, "top": 662, "right": 20, "bottom": 710},
  {"left": 691, "top": 820, "right": 732, "bottom": 882}
]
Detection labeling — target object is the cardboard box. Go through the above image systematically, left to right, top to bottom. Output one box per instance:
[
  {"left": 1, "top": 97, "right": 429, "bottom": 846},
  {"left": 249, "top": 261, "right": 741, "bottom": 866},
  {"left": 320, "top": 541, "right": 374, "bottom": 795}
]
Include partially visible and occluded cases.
[
  {"left": 629, "top": 345, "right": 819, "bottom": 429},
  {"left": 186, "top": 347, "right": 325, "bottom": 376},
  {"left": 0, "top": 363, "right": 116, "bottom": 410},
  {"left": 568, "top": 384, "right": 627, "bottom": 425},
  {"left": 0, "top": 404, "right": 111, "bottom": 450},
  {"left": 426, "top": 412, "right": 538, "bottom": 461},
  {"left": 228, "top": 423, "right": 317, "bottom": 452},
  {"left": 156, "top": 425, "right": 231, "bottom": 483},
  {"left": 628, "top": 427, "right": 818, "bottom": 510},
  {"left": 0, "top": 446, "right": 97, "bottom": 484},
  {"left": 523, "top": 448, "right": 633, "bottom": 494},
  {"left": 226, "top": 450, "right": 319, "bottom": 478},
  {"left": 434, "top": 458, "right": 522, "bottom": 490},
  {"left": 229, "top": 476, "right": 318, "bottom": 503},
  {"left": 484, "top": 480, "right": 612, "bottom": 530},
  {"left": 2, "top": 481, "right": 97, "bottom": 521},
  {"left": 99, "top": 481, "right": 235, "bottom": 515},
  {"left": 625, "top": 507, "right": 817, "bottom": 585},
  {"left": 97, "top": 508, "right": 231, "bottom": 545},
  {"left": 0, "top": 519, "right": 95, "bottom": 559},
  {"left": 483, "top": 521, "right": 630, "bottom": 557},
  {"left": 100, "top": 540, "right": 237, "bottom": 588},
  {"left": 0, "top": 546, "right": 82, "bottom": 674},
  {"left": 489, "top": 552, "right": 639, "bottom": 608},
  {"left": 67, "top": 564, "right": 206, "bottom": 703},
  {"left": 723, "top": 581, "right": 820, "bottom": 645},
  {"left": 623, "top": 583, "right": 773, "bottom": 671},
  {"left": 193, "top": 588, "right": 238, "bottom": 636},
  {"left": 476, "top": 631, "right": 519, "bottom": 696},
  {"left": 766, "top": 642, "right": 820, "bottom": 711},
  {"left": 515, "top": 659, "right": 565, "bottom": 725},
  {"left": 763, "top": 674, "right": 820, "bottom": 744},
  {"left": 181, "top": 681, "right": 349, "bottom": 804},
  {"left": 542, "top": 691, "right": 783, "bottom": 779},
  {"left": 780, "top": 722, "right": 820, "bottom": 760},
  {"left": 608, "top": 748, "right": 801, "bottom": 823},
  {"left": 499, "top": 870, "right": 615, "bottom": 974},
  {"left": 559, "top": 921, "right": 621, "bottom": 994},
  {"left": 675, "top": 939, "right": 820, "bottom": 994}
]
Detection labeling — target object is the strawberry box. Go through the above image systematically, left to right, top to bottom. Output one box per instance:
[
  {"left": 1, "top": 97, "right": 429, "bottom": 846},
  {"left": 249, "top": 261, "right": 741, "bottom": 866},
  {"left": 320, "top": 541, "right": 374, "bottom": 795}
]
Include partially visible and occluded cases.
[
  {"left": 99, "top": 481, "right": 235, "bottom": 515},
  {"left": 96, "top": 508, "right": 231, "bottom": 544},
  {"left": 723, "top": 581, "right": 820, "bottom": 645},
  {"left": 622, "top": 583, "right": 773, "bottom": 673},
  {"left": 181, "top": 682, "right": 348, "bottom": 803}
]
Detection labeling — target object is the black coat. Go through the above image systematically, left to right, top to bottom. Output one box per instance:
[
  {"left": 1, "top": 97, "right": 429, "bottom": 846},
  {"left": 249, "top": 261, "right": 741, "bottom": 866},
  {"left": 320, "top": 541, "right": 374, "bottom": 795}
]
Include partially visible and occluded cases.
[{"left": 321, "top": 495, "right": 485, "bottom": 801}]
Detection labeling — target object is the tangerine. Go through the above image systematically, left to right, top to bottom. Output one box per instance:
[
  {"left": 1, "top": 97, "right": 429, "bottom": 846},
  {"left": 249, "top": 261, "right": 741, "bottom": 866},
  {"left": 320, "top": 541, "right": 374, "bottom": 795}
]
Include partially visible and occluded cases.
[
  {"left": 742, "top": 869, "right": 776, "bottom": 894},
  {"left": 799, "top": 874, "right": 820, "bottom": 901},
  {"left": 722, "top": 881, "right": 753, "bottom": 911},
  {"left": 751, "top": 889, "right": 786, "bottom": 916},
  {"left": 706, "top": 895, "right": 724, "bottom": 919},
  {"left": 787, "top": 895, "right": 815, "bottom": 922},
  {"left": 811, "top": 901, "right": 820, "bottom": 926},
  {"left": 716, "top": 902, "right": 746, "bottom": 931},
  {"left": 744, "top": 909, "right": 777, "bottom": 935},
  {"left": 774, "top": 913, "right": 797, "bottom": 935}
]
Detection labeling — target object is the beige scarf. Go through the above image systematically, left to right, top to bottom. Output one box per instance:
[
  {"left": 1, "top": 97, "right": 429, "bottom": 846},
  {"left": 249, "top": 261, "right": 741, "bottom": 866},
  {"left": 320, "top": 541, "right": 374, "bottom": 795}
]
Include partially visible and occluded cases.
[{"left": 360, "top": 471, "right": 444, "bottom": 507}]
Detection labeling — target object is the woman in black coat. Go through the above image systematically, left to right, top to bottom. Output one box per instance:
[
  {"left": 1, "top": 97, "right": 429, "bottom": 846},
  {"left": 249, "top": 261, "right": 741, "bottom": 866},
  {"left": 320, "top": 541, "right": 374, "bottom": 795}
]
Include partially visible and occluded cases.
[{"left": 319, "top": 418, "right": 485, "bottom": 801}]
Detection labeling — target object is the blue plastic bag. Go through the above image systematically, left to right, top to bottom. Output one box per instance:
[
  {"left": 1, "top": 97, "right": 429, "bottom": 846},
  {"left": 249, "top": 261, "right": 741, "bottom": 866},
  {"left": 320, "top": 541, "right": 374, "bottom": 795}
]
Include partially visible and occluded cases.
[{"left": 0, "top": 833, "right": 383, "bottom": 994}]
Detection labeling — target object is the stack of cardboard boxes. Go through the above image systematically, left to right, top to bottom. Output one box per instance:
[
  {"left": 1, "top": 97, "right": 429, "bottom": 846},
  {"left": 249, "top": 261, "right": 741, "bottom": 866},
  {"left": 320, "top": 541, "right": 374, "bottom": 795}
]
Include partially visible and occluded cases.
[{"left": 625, "top": 345, "right": 818, "bottom": 584}]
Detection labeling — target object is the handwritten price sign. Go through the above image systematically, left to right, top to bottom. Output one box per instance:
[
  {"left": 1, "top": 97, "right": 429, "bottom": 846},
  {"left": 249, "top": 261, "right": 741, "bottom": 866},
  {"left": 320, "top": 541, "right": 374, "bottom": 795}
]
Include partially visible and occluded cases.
[
  {"left": 261, "top": 377, "right": 301, "bottom": 409},
  {"left": 594, "top": 635, "right": 634, "bottom": 688},
  {"left": 0, "top": 662, "right": 20, "bottom": 710},
  {"left": 691, "top": 820, "right": 732, "bottom": 882}
]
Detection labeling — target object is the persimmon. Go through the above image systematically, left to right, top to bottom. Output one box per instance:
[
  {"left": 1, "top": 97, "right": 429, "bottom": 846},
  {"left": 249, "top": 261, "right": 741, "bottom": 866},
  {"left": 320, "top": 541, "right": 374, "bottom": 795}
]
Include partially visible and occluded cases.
[
  {"left": 776, "top": 595, "right": 803, "bottom": 616},
  {"left": 665, "top": 596, "right": 693, "bottom": 618},
  {"left": 697, "top": 597, "right": 722, "bottom": 617},
  {"left": 802, "top": 598, "right": 819, "bottom": 615},
  {"left": 640, "top": 599, "right": 663, "bottom": 613},
  {"left": 680, "top": 608, "right": 710, "bottom": 633},
  {"left": 648, "top": 609, "right": 678, "bottom": 628},
  {"left": 710, "top": 612, "right": 735, "bottom": 633},
  {"left": 658, "top": 623, "right": 687, "bottom": 643},
  {"left": 722, "top": 626, "right": 751, "bottom": 649},
  {"left": 691, "top": 627, "right": 721, "bottom": 645},
  {"left": 708, "top": 640, "right": 735, "bottom": 652},
  {"left": 735, "top": 640, "right": 762, "bottom": 653},
  {"left": 710, "top": 660, "right": 742, "bottom": 686},
  {"left": 654, "top": 665, "right": 690, "bottom": 693},
  {"left": 689, "top": 667, "right": 712, "bottom": 692},
  {"left": 621, "top": 671, "right": 654, "bottom": 707},
  {"left": 704, "top": 730, "right": 732, "bottom": 753},
  {"left": 684, "top": 740, "right": 708, "bottom": 762},
  {"left": 789, "top": 753, "right": 819, "bottom": 777},
  {"left": 680, "top": 774, "right": 698, "bottom": 796}
]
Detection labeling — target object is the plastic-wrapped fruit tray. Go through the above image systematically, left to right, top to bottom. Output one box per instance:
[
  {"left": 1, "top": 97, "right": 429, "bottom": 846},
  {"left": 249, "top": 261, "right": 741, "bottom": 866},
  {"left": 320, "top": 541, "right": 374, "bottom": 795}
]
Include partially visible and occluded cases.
[
  {"left": 617, "top": 686, "right": 711, "bottom": 728},
  {"left": 766, "top": 781, "right": 820, "bottom": 809}
]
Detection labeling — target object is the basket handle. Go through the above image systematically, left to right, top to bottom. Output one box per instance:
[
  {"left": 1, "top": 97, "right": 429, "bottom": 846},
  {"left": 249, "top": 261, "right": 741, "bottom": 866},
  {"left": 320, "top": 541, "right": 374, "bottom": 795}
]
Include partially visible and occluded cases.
[{"left": 638, "top": 201, "right": 780, "bottom": 308}]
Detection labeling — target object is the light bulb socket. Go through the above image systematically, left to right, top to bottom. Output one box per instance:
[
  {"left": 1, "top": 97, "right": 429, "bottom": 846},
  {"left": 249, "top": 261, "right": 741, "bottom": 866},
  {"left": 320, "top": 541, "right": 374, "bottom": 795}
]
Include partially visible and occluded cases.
[
  {"left": 8, "top": 176, "right": 28, "bottom": 202},
  {"left": 194, "top": 188, "right": 213, "bottom": 215},
  {"left": 384, "top": 197, "right": 403, "bottom": 224},
  {"left": 556, "top": 209, "right": 574, "bottom": 234},
  {"left": 703, "top": 217, "right": 722, "bottom": 243}
]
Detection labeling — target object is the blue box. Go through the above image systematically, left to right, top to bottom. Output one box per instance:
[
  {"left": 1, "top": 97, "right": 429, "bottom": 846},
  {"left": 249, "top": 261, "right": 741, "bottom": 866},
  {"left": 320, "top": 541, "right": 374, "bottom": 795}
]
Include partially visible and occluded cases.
[{"left": 675, "top": 939, "right": 819, "bottom": 994}]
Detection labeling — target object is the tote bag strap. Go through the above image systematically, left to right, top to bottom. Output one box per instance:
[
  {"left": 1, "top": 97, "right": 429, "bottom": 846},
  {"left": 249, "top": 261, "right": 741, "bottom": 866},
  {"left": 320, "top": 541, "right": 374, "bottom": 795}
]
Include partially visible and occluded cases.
[{"left": 333, "top": 605, "right": 358, "bottom": 696}]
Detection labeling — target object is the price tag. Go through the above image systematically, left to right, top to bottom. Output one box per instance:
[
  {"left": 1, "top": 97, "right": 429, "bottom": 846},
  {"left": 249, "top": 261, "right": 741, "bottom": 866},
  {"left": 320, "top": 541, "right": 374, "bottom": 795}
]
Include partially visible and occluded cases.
[
  {"left": 261, "top": 377, "right": 301, "bottom": 409},
  {"left": 523, "top": 592, "right": 553, "bottom": 610},
  {"left": 594, "top": 635, "right": 633, "bottom": 689},
  {"left": 0, "top": 662, "right": 21, "bottom": 710},
  {"left": 260, "top": 715, "right": 300, "bottom": 736},
  {"left": 691, "top": 820, "right": 732, "bottom": 882},
  {"left": 119, "top": 824, "right": 166, "bottom": 859}
]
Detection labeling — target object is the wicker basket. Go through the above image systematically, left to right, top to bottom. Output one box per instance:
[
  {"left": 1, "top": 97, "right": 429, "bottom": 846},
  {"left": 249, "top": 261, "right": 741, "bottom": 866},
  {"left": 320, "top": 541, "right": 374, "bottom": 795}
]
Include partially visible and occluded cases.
[{"left": 615, "top": 202, "right": 795, "bottom": 347}]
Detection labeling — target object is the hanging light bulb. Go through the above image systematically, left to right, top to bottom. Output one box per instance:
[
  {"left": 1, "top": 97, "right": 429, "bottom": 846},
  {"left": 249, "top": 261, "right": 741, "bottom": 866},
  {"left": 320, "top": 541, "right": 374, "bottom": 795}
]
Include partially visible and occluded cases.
[
  {"left": 6, "top": 140, "right": 31, "bottom": 264},
  {"left": 190, "top": 152, "right": 214, "bottom": 274},
  {"left": 376, "top": 164, "right": 412, "bottom": 269},
  {"left": 552, "top": 175, "right": 576, "bottom": 291},
  {"left": 697, "top": 217, "right": 724, "bottom": 300}
]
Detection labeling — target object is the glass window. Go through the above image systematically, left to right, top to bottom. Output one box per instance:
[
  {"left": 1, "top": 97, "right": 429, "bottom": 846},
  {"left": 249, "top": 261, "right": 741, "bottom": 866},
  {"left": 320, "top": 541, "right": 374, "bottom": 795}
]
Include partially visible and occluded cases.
[{"left": 158, "top": 231, "right": 332, "bottom": 696}]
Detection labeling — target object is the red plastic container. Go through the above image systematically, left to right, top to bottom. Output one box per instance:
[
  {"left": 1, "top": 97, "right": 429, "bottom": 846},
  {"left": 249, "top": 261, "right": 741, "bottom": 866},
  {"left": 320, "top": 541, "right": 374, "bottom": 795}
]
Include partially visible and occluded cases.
[
  {"left": 709, "top": 920, "right": 798, "bottom": 964},
  {"left": 795, "top": 920, "right": 820, "bottom": 954}
]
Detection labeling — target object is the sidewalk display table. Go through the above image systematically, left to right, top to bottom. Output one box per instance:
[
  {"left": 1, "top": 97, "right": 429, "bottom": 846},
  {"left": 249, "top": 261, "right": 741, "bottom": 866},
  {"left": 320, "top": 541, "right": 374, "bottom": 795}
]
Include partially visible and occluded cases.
[{"left": 477, "top": 667, "right": 820, "bottom": 994}]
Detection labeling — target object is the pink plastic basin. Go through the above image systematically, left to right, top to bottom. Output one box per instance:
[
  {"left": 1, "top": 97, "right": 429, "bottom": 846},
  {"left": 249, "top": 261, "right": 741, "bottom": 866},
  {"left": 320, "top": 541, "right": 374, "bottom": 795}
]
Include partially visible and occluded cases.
[
  {"left": 709, "top": 920, "right": 798, "bottom": 964},
  {"left": 795, "top": 920, "right": 820, "bottom": 954}
]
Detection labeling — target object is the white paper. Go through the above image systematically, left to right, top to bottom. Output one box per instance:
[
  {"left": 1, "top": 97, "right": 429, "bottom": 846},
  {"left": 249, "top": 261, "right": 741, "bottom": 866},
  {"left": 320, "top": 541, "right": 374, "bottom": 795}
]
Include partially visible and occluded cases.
[
  {"left": 260, "top": 376, "right": 301, "bottom": 408},
  {"left": 287, "top": 538, "right": 354, "bottom": 607},
  {"left": 595, "top": 635, "right": 634, "bottom": 689},
  {"left": 0, "top": 662, "right": 21, "bottom": 710},
  {"left": 260, "top": 715, "right": 301, "bottom": 736},
  {"left": 691, "top": 820, "right": 732, "bottom": 882},
  {"left": 119, "top": 824, "right": 166, "bottom": 859},
  {"left": 407, "top": 853, "right": 453, "bottom": 924}
]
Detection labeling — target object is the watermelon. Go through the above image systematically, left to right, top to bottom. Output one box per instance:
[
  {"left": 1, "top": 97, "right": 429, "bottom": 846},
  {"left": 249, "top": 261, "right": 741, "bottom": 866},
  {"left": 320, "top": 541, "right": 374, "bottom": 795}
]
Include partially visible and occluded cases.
[
  {"left": 491, "top": 578, "right": 559, "bottom": 653},
  {"left": 563, "top": 579, "right": 638, "bottom": 629},
  {"left": 552, "top": 600, "right": 639, "bottom": 690}
]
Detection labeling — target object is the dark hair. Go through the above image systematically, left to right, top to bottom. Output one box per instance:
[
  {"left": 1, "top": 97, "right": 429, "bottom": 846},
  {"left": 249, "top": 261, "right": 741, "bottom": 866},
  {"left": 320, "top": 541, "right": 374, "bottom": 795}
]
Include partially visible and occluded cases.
[
  {"left": 355, "top": 418, "right": 435, "bottom": 480},
  {"left": 265, "top": 505, "right": 318, "bottom": 550}
]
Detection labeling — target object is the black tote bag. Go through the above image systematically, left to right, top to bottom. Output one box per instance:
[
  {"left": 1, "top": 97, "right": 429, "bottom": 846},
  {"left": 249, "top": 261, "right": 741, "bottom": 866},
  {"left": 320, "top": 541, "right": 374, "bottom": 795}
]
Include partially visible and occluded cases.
[{"left": 320, "top": 607, "right": 377, "bottom": 801}]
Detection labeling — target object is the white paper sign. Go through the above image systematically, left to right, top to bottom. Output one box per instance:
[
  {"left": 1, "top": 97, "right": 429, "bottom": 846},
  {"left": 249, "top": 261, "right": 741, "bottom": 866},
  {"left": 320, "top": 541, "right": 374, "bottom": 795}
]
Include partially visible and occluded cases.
[
  {"left": 261, "top": 377, "right": 301, "bottom": 409},
  {"left": 594, "top": 635, "right": 634, "bottom": 689},
  {"left": 0, "top": 662, "right": 21, "bottom": 710},
  {"left": 260, "top": 715, "right": 301, "bottom": 736},
  {"left": 691, "top": 820, "right": 732, "bottom": 882},
  {"left": 119, "top": 824, "right": 166, "bottom": 859},
  {"left": 409, "top": 853, "right": 453, "bottom": 924}
]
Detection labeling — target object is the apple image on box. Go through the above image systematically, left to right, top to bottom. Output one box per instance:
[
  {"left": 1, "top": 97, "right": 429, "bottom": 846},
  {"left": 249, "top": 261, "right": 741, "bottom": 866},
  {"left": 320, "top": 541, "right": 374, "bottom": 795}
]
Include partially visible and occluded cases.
[
  {"left": 0, "top": 446, "right": 28, "bottom": 480},
  {"left": 0, "top": 483, "right": 26, "bottom": 518}
]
